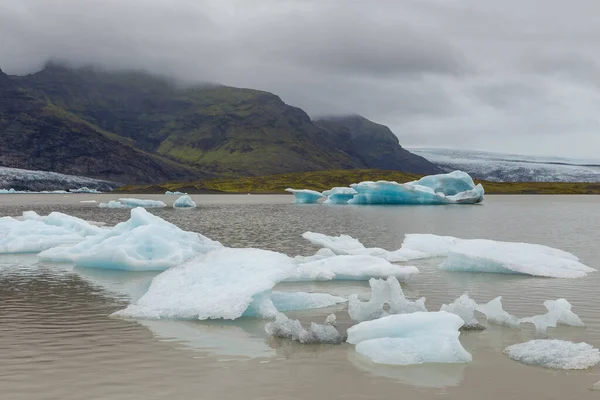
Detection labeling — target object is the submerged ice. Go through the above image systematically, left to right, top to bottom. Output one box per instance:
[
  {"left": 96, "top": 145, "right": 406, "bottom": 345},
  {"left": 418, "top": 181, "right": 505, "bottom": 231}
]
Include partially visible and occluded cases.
[
  {"left": 347, "top": 312, "right": 472, "bottom": 366},
  {"left": 504, "top": 340, "right": 600, "bottom": 370}
]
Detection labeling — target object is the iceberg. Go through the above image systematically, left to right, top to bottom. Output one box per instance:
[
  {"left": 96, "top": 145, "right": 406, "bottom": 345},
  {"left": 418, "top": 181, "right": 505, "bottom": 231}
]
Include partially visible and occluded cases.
[
  {"left": 348, "top": 171, "right": 484, "bottom": 205},
  {"left": 323, "top": 187, "right": 358, "bottom": 204},
  {"left": 285, "top": 188, "right": 325, "bottom": 204},
  {"left": 165, "top": 191, "right": 187, "bottom": 195},
  {"left": 173, "top": 195, "right": 197, "bottom": 209},
  {"left": 99, "top": 198, "right": 167, "bottom": 208},
  {"left": 39, "top": 207, "right": 222, "bottom": 271},
  {"left": 0, "top": 211, "right": 102, "bottom": 253},
  {"left": 301, "top": 231, "right": 417, "bottom": 262},
  {"left": 398, "top": 234, "right": 462, "bottom": 259},
  {"left": 439, "top": 238, "right": 595, "bottom": 278},
  {"left": 112, "top": 247, "right": 296, "bottom": 320},
  {"left": 293, "top": 248, "right": 337, "bottom": 263},
  {"left": 288, "top": 255, "right": 419, "bottom": 282},
  {"left": 348, "top": 277, "right": 426, "bottom": 322},
  {"left": 270, "top": 291, "right": 347, "bottom": 312},
  {"left": 440, "top": 293, "right": 484, "bottom": 330},
  {"left": 475, "top": 296, "right": 520, "bottom": 327},
  {"left": 520, "top": 298, "right": 584, "bottom": 335},
  {"left": 347, "top": 312, "right": 472, "bottom": 366},
  {"left": 265, "top": 313, "right": 345, "bottom": 344},
  {"left": 504, "top": 340, "right": 600, "bottom": 370}
]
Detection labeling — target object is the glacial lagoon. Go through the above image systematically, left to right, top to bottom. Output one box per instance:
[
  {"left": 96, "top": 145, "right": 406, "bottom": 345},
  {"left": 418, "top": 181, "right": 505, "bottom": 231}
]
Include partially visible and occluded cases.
[{"left": 1, "top": 194, "right": 600, "bottom": 399}]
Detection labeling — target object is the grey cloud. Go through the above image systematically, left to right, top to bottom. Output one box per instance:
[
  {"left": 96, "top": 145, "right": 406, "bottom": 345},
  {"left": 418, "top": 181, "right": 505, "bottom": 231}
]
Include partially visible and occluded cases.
[{"left": 1, "top": 0, "right": 600, "bottom": 158}]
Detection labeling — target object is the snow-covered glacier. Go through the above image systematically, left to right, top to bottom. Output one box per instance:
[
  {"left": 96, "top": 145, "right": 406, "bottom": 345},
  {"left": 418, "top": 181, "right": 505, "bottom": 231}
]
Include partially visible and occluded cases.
[
  {"left": 411, "top": 148, "right": 600, "bottom": 182},
  {"left": 0, "top": 166, "right": 118, "bottom": 192}
]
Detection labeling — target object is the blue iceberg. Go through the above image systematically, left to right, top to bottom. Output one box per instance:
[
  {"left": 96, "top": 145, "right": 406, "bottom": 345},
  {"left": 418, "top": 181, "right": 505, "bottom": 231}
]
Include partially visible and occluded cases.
[
  {"left": 348, "top": 171, "right": 484, "bottom": 205},
  {"left": 323, "top": 187, "right": 358, "bottom": 204},
  {"left": 285, "top": 188, "right": 325, "bottom": 204},
  {"left": 173, "top": 195, "right": 197, "bottom": 209}
]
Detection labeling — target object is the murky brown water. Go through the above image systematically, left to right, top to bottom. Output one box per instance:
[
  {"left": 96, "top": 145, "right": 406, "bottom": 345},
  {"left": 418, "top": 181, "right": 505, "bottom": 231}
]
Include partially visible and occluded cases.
[{"left": 1, "top": 194, "right": 599, "bottom": 399}]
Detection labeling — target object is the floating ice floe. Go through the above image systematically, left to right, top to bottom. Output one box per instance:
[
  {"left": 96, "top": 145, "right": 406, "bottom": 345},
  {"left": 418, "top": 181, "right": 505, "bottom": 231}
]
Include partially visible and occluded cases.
[
  {"left": 348, "top": 171, "right": 484, "bottom": 205},
  {"left": 323, "top": 187, "right": 358, "bottom": 204},
  {"left": 285, "top": 188, "right": 325, "bottom": 204},
  {"left": 165, "top": 191, "right": 187, "bottom": 195},
  {"left": 173, "top": 195, "right": 197, "bottom": 209},
  {"left": 99, "top": 198, "right": 167, "bottom": 209},
  {"left": 39, "top": 207, "right": 221, "bottom": 271},
  {"left": 0, "top": 211, "right": 103, "bottom": 253},
  {"left": 302, "top": 232, "right": 420, "bottom": 262},
  {"left": 398, "top": 234, "right": 595, "bottom": 278},
  {"left": 112, "top": 247, "right": 296, "bottom": 320},
  {"left": 288, "top": 255, "right": 419, "bottom": 282},
  {"left": 348, "top": 277, "right": 426, "bottom": 322},
  {"left": 270, "top": 291, "right": 347, "bottom": 312},
  {"left": 440, "top": 293, "right": 483, "bottom": 330},
  {"left": 475, "top": 296, "right": 520, "bottom": 327},
  {"left": 520, "top": 298, "right": 584, "bottom": 335},
  {"left": 347, "top": 312, "right": 472, "bottom": 366},
  {"left": 265, "top": 313, "right": 345, "bottom": 344},
  {"left": 504, "top": 340, "right": 600, "bottom": 370}
]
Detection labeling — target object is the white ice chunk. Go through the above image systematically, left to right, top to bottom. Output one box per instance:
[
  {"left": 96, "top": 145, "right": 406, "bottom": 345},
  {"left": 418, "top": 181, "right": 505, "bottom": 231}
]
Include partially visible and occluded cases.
[
  {"left": 348, "top": 171, "right": 484, "bottom": 205},
  {"left": 323, "top": 187, "right": 358, "bottom": 204},
  {"left": 285, "top": 188, "right": 325, "bottom": 204},
  {"left": 165, "top": 191, "right": 187, "bottom": 195},
  {"left": 173, "top": 195, "right": 197, "bottom": 209},
  {"left": 99, "top": 198, "right": 166, "bottom": 208},
  {"left": 39, "top": 207, "right": 222, "bottom": 271},
  {"left": 0, "top": 211, "right": 102, "bottom": 253},
  {"left": 302, "top": 231, "right": 417, "bottom": 262},
  {"left": 399, "top": 234, "right": 462, "bottom": 259},
  {"left": 440, "top": 239, "right": 595, "bottom": 278},
  {"left": 112, "top": 247, "right": 296, "bottom": 320},
  {"left": 293, "top": 248, "right": 337, "bottom": 263},
  {"left": 288, "top": 255, "right": 419, "bottom": 282},
  {"left": 348, "top": 277, "right": 426, "bottom": 322},
  {"left": 270, "top": 291, "right": 347, "bottom": 312},
  {"left": 440, "top": 293, "right": 483, "bottom": 330},
  {"left": 475, "top": 296, "right": 520, "bottom": 327},
  {"left": 521, "top": 298, "right": 584, "bottom": 335},
  {"left": 347, "top": 312, "right": 472, "bottom": 365},
  {"left": 265, "top": 313, "right": 344, "bottom": 344},
  {"left": 504, "top": 340, "right": 600, "bottom": 369}
]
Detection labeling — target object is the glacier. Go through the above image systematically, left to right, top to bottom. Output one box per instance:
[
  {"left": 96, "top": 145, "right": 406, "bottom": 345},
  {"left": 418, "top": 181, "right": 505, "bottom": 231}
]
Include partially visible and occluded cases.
[
  {"left": 0, "top": 166, "right": 117, "bottom": 192},
  {"left": 348, "top": 171, "right": 484, "bottom": 205},
  {"left": 323, "top": 187, "right": 357, "bottom": 204},
  {"left": 285, "top": 188, "right": 325, "bottom": 204},
  {"left": 173, "top": 195, "right": 197, "bottom": 209},
  {"left": 99, "top": 198, "right": 167, "bottom": 209},
  {"left": 39, "top": 207, "right": 222, "bottom": 271},
  {"left": 0, "top": 211, "right": 103, "bottom": 253},
  {"left": 112, "top": 247, "right": 296, "bottom": 320},
  {"left": 288, "top": 255, "right": 419, "bottom": 282},
  {"left": 348, "top": 277, "right": 426, "bottom": 322},
  {"left": 440, "top": 293, "right": 483, "bottom": 330},
  {"left": 346, "top": 312, "right": 472, "bottom": 366},
  {"left": 265, "top": 313, "right": 344, "bottom": 344},
  {"left": 504, "top": 340, "right": 600, "bottom": 369}
]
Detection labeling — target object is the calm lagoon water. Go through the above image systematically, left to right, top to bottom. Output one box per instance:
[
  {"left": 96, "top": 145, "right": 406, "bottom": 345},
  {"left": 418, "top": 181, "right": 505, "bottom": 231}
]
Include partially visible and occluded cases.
[{"left": 1, "top": 194, "right": 600, "bottom": 399}]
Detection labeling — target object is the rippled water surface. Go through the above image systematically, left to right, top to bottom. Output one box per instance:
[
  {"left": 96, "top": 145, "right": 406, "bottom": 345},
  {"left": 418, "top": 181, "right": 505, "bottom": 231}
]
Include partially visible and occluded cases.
[{"left": 1, "top": 194, "right": 600, "bottom": 399}]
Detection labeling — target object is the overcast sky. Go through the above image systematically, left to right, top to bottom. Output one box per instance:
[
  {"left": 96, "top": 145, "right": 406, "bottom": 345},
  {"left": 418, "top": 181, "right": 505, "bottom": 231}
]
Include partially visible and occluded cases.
[{"left": 2, "top": 0, "right": 600, "bottom": 158}]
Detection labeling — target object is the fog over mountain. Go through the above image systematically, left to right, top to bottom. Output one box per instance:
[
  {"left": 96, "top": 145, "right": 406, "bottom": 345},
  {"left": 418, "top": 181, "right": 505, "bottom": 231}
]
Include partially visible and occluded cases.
[{"left": 3, "top": 0, "right": 600, "bottom": 157}]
